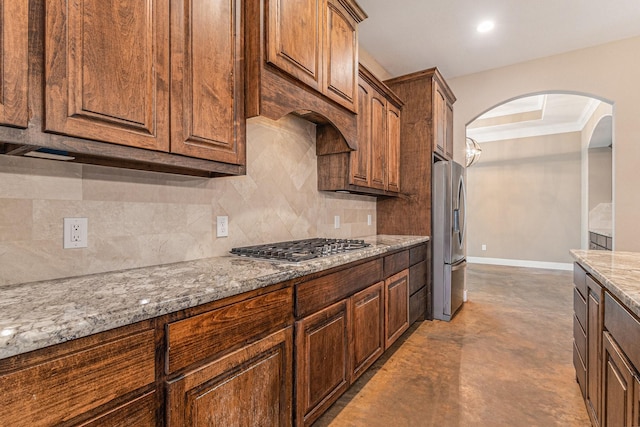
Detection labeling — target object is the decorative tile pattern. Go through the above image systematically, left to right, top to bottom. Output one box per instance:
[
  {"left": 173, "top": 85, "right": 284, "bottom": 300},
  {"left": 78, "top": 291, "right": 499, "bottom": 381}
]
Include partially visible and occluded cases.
[{"left": 0, "top": 115, "right": 377, "bottom": 286}]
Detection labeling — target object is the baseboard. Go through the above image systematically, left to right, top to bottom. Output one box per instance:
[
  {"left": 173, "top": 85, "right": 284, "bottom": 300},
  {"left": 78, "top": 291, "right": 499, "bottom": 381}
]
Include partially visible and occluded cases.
[{"left": 467, "top": 257, "right": 573, "bottom": 271}]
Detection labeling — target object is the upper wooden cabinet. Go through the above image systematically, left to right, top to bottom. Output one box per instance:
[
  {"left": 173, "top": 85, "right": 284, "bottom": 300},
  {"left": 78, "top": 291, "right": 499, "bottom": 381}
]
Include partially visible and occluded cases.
[
  {"left": 0, "top": 0, "right": 29, "bottom": 128},
  {"left": 27, "top": 0, "right": 245, "bottom": 176},
  {"left": 45, "top": 0, "right": 171, "bottom": 152},
  {"left": 170, "top": 0, "right": 244, "bottom": 164},
  {"left": 246, "top": 0, "right": 366, "bottom": 151},
  {"left": 316, "top": 64, "right": 403, "bottom": 196},
  {"left": 377, "top": 67, "right": 456, "bottom": 237}
]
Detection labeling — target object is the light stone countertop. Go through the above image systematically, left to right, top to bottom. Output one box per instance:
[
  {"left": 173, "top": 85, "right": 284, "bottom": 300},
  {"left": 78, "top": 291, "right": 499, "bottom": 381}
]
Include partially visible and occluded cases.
[
  {"left": 0, "top": 235, "right": 428, "bottom": 360},
  {"left": 571, "top": 250, "right": 640, "bottom": 317}
]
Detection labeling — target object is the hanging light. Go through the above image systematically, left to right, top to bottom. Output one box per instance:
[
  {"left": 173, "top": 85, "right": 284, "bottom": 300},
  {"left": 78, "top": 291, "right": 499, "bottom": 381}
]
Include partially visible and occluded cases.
[{"left": 465, "top": 137, "right": 482, "bottom": 167}]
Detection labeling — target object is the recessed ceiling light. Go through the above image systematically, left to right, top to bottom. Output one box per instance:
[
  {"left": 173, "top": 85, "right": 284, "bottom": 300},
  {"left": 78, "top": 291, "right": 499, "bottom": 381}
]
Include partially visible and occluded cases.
[{"left": 477, "top": 20, "right": 495, "bottom": 33}]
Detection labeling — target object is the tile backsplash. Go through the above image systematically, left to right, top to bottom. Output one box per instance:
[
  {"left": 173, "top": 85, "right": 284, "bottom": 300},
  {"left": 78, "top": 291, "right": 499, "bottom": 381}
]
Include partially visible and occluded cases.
[{"left": 0, "top": 115, "right": 376, "bottom": 286}]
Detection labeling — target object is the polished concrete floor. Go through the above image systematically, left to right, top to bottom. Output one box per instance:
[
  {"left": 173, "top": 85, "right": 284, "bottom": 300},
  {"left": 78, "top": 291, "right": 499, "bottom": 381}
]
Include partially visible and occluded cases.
[{"left": 313, "top": 264, "right": 591, "bottom": 427}]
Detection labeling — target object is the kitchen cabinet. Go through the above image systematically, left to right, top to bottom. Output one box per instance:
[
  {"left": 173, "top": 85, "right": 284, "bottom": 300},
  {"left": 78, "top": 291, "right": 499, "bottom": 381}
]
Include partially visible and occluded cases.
[
  {"left": 0, "top": 0, "right": 29, "bottom": 128},
  {"left": 44, "top": 0, "right": 244, "bottom": 165},
  {"left": 45, "top": 0, "right": 171, "bottom": 152},
  {"left": 245, "top": 0, "right": 366, "bottom": 151},
  {"left": 265, "top": 0, "right": 361, "bottom": 112},
  {"left": 317, "top": 64, "right": 403, "bottom": 196},
  {"left": 433, "top": 83, "right": 454, "bottom": 160},
  {"left": 408, "top": 243, "right": 428, "bottom": 324},
  {"left": 573, "top": 263, "right": 603, "bottom": 426},
  {"left": 385, "top": 269, "right": 410, "bottom": 348},
  {"left": 351, "top": 281, "right": 385, "bottom": 382},
  {"left": 600, "top": 291, "right": 640, "bottom": 427},
  {"left": 295, "top": 300, "right": 350, "bottom": 427},
  {"left": 0, "top": 321, "right": 157, "bottom": 427},
  {"left": 167, "top": 328, "right": 293, "bottom": 426}
]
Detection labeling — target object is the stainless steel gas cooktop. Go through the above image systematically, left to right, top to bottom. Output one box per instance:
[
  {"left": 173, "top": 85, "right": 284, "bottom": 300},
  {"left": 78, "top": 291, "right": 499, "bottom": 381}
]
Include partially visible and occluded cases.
[{"left": 230, "top": 238, "right": 371, "bottom": 262}]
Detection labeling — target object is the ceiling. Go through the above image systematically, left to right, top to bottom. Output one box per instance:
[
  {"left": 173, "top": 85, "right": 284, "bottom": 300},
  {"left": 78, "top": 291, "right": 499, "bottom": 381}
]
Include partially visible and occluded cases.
[
  {"left": 357, "top": 0, "right": 640, "bottom": 79},
  {"left": 466, "top": 94, "right": 609, "bottom": 143}
]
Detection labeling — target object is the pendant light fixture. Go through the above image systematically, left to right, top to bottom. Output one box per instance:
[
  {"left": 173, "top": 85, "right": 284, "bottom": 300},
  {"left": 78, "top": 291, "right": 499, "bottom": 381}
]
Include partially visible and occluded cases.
[{"left": 465, "top": 137, "right": 482, "bottom": 167}]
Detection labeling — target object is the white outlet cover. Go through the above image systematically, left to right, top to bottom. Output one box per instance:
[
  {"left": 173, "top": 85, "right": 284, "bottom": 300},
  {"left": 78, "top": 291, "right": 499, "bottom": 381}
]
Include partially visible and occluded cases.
[
  {"left": 367, "top": 214, "right": 372, "bottom": 226},
  {"left": 334, "top": 215, "right": 340, "bottom": 229},
  {"left": 216, "top": 216, "right": 229, "bottom": 238},
  {"left": 63, "top": 217, "right": 88, "bottom": 249}
]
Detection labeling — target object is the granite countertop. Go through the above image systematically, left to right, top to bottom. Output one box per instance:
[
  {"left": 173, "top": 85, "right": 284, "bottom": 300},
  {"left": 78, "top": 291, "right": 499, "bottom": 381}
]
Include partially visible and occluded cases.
[
  {"left": 0, "top": 235, "right": 428, "bottom": 360},
  {"left": 571, "top": 249, "right": 640, "bottom": 317}
]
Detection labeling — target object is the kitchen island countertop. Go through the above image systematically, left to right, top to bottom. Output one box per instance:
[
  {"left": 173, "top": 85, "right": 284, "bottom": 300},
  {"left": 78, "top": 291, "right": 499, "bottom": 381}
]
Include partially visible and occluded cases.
[
  {"left": 0, "top": 235, "right": 428, "bottom": 360},
  {"left": 571, "top": 249, "right": 640, "bottom": 318}
]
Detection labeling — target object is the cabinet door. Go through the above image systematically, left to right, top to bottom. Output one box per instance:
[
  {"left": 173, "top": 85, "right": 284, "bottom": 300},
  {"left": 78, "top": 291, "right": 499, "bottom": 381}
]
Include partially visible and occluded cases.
[
  {"left": 0, "top": 0, "right": 29, "bottom": 127},
  {"left": 45, "top": 0, "right": 170, "bottom": 151},
  {"left": 170, "top": 0, "right": 244, "bottom": 163},
  {"left": 267, "top": 0, "right": 323, "bottom": 91},
  {"left": 323, "top": 0, "right": 357, "bottom": 112},
  {"left": 349, "top": 78, "right": 371, "bottom": 187},
  {"left": 433, "top": 85, "right": 446, "bottom": 158},
  {"left": 370, "top": 91, "right": 387, "bottom": 190},
  {"left": 445, "top": 101, "right": 454, "bottom": 159},
  {"left": 386, "top": 103, "right": 401, "bottom": 193},
  {"left": 385, "top": 269, "right": 409, "bottom": 349},
  {"left": 587, "top": 276, "right": 603, "bottom": 425},
  {"left": 351, "top": 281, "right": 384, "bottom": 382},
  {"left": 295, "top": 300, "right": 349, "bottom": 427},
  {"left": 167, "top": 328, "right": 293, "bottom": 427},
  {"left": 602, "top": 331, "right": 635, "bottom": 427}
]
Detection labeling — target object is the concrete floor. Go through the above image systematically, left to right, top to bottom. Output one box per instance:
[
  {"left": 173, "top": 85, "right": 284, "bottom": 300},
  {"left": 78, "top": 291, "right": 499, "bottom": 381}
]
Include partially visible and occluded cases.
[{"left": 313, "top": 264, "right": 591, "bottom": 427}]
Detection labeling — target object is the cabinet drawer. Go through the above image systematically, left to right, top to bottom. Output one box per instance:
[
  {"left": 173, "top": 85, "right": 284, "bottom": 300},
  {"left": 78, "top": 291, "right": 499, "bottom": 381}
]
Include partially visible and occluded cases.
[
  {"left": 409, "top": 244, "right": 427, "bottom": 266},
  {"left": 384, "top": 250, "right": 409, "bottom": 277},
  {"left": 296, "top": 259, "right": 383, "bottom": 318},
  {"left": 409, "top": 260, "right": 426, "bottom": 295},
  {"left": 573, "top": 263, "right": 587, "bottom": 298},
  {"left": 409, "top": 286, "right": 427, "bottom": 325},
  {"left": 574, "top": 287, "right": 587, "bottom": 331},
  {"left": 167, "top": 288, "right": 293, "bottom": 374},
  {"left": 604, "top": 292, "right": 640, "bottom": 371},
  {"left": 574, "top": 314, "right": 587, "bottom": 365},
  {"left": 0, "top": 328, "right": 156, "bottom": 427},
  {"left": 573, "top": 341, "right": 587, "bottom": 399},
  {"left": 77, "top": 390, "right": 157, "bottom": 427}
]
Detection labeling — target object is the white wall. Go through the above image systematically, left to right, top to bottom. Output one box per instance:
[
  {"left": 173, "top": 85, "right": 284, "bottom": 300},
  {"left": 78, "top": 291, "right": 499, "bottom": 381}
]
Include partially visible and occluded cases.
[{"left": 449, "top": 36, "right": 640, "bottom": 251}]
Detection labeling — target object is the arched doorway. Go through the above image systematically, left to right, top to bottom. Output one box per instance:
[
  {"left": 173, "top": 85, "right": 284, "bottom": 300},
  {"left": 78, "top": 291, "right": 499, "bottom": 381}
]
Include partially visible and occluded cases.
[{"left": 464, "top": 93, "right": 614, "bottom": 269}]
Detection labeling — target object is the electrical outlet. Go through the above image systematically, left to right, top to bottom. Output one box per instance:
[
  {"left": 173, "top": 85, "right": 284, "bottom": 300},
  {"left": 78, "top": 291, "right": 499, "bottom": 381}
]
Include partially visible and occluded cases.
[
  {"left": 367, "top": 214, "right": 372, "bottom": 226},
  {"left": 334, "top": 215, "right": 340, "bottom": 229},
  {"left": 217, "top": 216, "right": 229, "bottom": 237},
  {"left": 63, "top": 218, "right": 88, "bottom": 249},
  {"left": 482, "top": 244, "right": 487, "bottom": 251}
]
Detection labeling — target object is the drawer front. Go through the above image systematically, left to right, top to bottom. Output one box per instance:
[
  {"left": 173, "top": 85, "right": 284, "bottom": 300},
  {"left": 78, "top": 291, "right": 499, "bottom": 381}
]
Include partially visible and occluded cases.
[
  {"left": 409, "top": 244, "right": 427, "bottom": 266},
  {"left": 384, "top": 250, "right": 410, "bottom": 277},
  {"left": 296, "top": 259, "right": 383, "bottom": 318},
  {"left": 409, "top": 260, "right": 426, "bottom": 295},
  {"left": 573, "top": 263, "right": 587, "bottom": 298},
  {"left": 409, "top": 286, "right": 427, "bottom": 325},
  {"left": 167, "top": 287, "right": 293, "bottom": 374},
  {"left": 573, "top": 287, "right": 587, "bottom": 331},
  {"left": 604, "top": 292, "right": 640, "bottom": 371},
  {"left": 573, "top": 314, "right": 587, "bottom": 365},
  {"left": 0, "top": 328, "right": 156, "bottom": 427},
  {"left": 573, "top": 341, "right": 587, "bottom": 399},
  {"left": 77, "top": 390, "right": 157, "bottom": 427}
]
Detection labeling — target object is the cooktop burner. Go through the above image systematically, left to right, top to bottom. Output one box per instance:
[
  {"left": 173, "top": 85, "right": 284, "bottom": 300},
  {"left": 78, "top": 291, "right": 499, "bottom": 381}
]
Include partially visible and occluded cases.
[{"left": 230, "top": 238, "right": 371, "bottom": 262}]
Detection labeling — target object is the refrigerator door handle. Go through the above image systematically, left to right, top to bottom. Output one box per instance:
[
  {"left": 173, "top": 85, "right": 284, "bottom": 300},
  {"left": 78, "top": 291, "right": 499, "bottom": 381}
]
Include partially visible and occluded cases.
[
  {"left": 459, "top": 174, "right": 467, "bottom": 247},
  {"left": 453, "top": 209, "right": 460, "bottom": 233}
]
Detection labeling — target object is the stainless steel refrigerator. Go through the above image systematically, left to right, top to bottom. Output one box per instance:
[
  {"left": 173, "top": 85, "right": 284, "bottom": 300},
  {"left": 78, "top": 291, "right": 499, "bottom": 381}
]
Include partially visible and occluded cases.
[{"left": 432, "top": 160, "right": 466, "bottom": 321}]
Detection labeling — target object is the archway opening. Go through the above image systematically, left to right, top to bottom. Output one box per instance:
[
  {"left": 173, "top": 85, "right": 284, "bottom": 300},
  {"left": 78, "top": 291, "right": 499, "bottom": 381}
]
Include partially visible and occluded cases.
[{"left": 464, "top": 93, "right": 613, "bottom": 270}]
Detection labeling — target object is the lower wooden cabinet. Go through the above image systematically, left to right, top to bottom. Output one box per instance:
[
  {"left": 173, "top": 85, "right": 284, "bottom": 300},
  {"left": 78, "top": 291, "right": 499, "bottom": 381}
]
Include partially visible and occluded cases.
[
  {"left": 385, "top": 269, "right": 410, "bottom": 349},
  {"left": 586, "top": 275, "right": 603, "bottom": 425},
  {"left": 351, "top": 281, "right": 385, "bottom": 382},
  {"left": 295, "top": 300, "right": 350, "bottom": 427},
  {"left": 0, "top": 322, "right": 157, "bottom": 427},
  {"left": 167, "top": 327, "right": 293, "bottom": 427},
  {"left": 602, "top": 331, "right": 638, "bottom": 427}
]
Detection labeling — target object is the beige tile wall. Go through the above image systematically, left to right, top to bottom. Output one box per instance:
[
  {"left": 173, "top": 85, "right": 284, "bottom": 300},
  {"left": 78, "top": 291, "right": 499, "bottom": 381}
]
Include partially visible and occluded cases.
[{"left": 0, "top": 115, "right": 376, "bottom": 286}]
